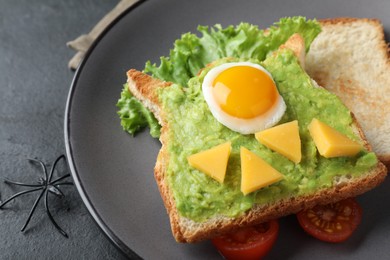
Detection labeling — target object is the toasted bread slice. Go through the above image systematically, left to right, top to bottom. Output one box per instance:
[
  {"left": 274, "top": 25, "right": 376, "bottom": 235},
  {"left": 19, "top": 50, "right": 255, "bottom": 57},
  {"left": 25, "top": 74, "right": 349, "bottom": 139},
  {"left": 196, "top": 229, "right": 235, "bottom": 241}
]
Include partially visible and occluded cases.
[
  {"left": 306, "top": 18, "right": 390, "bottom": 167},
  {"left": 127, "top": 34, "right": 387, "bottom": 243}
]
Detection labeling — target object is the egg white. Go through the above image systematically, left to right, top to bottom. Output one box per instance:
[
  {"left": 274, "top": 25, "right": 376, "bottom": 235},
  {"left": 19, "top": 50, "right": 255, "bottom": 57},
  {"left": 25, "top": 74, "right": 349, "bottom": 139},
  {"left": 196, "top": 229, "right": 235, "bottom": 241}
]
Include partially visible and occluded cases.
[{"left": 202, "top": 62, "right": 286, "bottom": 135}]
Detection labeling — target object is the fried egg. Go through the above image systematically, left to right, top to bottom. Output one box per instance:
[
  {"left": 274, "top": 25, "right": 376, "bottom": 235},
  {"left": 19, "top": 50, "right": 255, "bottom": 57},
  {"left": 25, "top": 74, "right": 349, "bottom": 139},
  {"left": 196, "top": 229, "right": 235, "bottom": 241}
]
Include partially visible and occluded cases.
[{"left": 202, "top": 62, "right": 286, "bottom": 134}]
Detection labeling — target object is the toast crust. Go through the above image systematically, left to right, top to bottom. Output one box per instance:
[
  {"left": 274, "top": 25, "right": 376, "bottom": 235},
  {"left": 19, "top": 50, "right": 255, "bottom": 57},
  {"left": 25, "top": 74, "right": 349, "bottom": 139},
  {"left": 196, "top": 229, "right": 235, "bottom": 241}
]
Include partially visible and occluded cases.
[
  {"left": 126, "top": 19, "right": 388, "bottom": 243},
  {"left": 127, "top": 69, "right": 171, "bottom": 124},
  {"left": 127, "top": 70, "right": 185, "bottom": 239}
]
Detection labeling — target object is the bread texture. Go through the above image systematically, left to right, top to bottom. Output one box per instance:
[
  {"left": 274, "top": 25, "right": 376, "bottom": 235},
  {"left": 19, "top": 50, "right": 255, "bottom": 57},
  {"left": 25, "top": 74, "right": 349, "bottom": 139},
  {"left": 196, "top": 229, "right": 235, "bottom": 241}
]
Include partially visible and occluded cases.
[
  {"left": 306, "top": 18, "right": 390, "bottom": 166},
  {"left": 127, "top": 25, "right": 388, "bottom": 243}
]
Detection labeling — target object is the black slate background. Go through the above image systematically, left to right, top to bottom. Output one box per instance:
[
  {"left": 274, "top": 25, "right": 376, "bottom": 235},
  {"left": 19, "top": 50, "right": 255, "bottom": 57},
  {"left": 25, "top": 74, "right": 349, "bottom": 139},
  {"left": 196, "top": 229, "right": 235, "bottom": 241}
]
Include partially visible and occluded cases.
[{"left": 0, "top": 1, "right": 127, "bottom": 259}]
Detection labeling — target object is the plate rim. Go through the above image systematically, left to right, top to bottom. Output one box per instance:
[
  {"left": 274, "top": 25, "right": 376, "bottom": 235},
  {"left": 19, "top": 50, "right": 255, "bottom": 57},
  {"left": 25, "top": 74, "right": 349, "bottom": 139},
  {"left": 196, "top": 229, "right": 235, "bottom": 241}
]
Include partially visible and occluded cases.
[{"left": 64, "top": 0, "right": 146, "bottom": 258}]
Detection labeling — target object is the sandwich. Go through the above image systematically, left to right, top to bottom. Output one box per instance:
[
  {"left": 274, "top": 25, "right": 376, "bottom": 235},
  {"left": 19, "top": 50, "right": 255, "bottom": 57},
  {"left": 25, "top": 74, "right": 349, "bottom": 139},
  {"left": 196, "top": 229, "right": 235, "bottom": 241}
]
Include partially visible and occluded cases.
[{"left": 121, "top": 17, "right": 387, "bottom": 243}]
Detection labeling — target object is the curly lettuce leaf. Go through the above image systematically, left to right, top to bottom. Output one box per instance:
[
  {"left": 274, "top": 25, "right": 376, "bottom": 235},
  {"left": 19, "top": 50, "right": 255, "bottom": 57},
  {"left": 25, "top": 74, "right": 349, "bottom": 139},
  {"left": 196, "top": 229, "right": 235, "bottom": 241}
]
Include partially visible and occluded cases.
[
  {"left": 118, "top": 16, "right": 321, "bottom": 138},
  {"left": 145, "top": 16, "right": 321, "bottom": 86},
  {"left": 117, "top": 84, "right": 160, "bottom": 138}
]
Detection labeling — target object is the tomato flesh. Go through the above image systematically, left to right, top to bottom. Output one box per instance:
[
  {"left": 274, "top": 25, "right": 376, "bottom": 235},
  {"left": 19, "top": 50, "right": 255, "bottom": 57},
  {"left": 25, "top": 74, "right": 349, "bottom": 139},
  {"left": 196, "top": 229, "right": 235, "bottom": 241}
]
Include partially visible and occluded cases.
[
  {"left": 296, "top": 198, "right": 362, "bottom": 243},
  {"left": 211, "top": 220, "right": 279, "bottom": 260}
]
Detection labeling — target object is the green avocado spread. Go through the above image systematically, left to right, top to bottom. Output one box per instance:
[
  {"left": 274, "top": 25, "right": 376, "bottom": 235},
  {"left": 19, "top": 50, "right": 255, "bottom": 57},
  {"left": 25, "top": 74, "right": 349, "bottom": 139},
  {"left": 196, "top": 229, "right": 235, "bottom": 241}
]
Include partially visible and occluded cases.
[{"left": 157, "top": 50, "right": 378, "bottom": 222}]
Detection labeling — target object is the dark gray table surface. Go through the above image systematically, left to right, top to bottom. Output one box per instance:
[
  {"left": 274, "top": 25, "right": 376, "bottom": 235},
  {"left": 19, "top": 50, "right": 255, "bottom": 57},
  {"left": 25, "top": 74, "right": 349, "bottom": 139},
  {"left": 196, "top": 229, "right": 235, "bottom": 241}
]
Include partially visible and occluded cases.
[
  {"left": 0, "top": 1, "right": 127, "bottom": 259},
  {"left": 2, "top": 1, "right": 390, "bottom": 259}
]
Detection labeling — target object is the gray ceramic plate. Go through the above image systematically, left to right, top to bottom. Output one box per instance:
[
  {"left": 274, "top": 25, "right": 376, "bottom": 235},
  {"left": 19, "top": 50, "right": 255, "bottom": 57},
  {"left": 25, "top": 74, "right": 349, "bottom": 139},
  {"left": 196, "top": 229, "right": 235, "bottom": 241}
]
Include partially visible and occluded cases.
[{"left": 65, "top": 0, "right": 390, "bottom": 258}]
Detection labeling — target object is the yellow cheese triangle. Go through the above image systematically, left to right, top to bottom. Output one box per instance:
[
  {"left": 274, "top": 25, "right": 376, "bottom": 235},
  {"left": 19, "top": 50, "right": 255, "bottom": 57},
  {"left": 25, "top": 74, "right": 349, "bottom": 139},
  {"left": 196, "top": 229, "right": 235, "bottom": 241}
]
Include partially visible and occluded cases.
[
  {"left": 308, "top": 118, "right": 362, "bottom": 158},
  {"left": 255, "top": 120, "right": 301, "bottom": 163},
  {"left": 187, "top": 141, "right": 231, "bottom": 183},
  {"left": 240, "top": 147, "right": 284, "bottom": 195}
]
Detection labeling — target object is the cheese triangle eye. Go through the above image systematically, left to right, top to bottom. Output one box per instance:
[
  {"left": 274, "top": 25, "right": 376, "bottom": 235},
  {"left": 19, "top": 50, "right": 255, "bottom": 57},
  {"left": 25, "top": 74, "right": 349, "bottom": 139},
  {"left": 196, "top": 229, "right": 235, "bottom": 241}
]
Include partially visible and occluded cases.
[
  {"left": 308, "top": 118, "right": 362, "bottom": 158},
  {"left": 255, "top": 120, "right": 302, "bottom": 163},
  {"left": 187, "top": 142, "right": 231, "bottom": 183},
  {"left": 240, "top": 147, "right": 284, "bottom": 195}
]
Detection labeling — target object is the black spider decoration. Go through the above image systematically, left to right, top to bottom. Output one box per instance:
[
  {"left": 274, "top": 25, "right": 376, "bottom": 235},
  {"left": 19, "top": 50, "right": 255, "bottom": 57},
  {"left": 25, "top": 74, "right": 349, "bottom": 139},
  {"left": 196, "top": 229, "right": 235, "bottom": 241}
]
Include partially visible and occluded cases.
[{"left": 0, "top": 155, "right": 73, "bottom": 238}]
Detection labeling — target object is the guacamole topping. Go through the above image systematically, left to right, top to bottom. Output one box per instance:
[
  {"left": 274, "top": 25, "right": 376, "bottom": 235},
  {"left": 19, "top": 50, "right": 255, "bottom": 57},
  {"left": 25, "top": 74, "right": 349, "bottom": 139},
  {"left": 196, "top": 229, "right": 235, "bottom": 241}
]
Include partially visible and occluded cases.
[
  {"left": 117, "top": 17, "right": 321, "bottom": 137},
  {"left": 158, "top": 51, "right": 378, "bottom": 222}
]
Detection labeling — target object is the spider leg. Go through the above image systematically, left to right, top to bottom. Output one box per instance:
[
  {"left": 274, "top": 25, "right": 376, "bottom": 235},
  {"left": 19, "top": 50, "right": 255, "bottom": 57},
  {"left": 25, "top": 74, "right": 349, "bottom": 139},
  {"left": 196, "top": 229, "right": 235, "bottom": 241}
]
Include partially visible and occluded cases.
[
  {"left": 48, "top": 155, "right": 65, "bottom": 182},
  {"left": 28, "top": 158, "right": 48, "bottom": 181},
  {"left": 50, "top": 174, "right": 71, "bottom": 185},
  {"left": 4, "top": 178, "right": 42, "bottom": 187},
  {"left": 48, "top": 181, "right": 74, "bottom": 198},
  {"left": 54, "top": 182, "right": 73, "bottom": 186},
  {"left": 48, "top": 185, "right": 64, "bottom": 198},
  {"left": 0, "top": 187, "right": 43, "bottom": 209},
  {"left": 20, "top": 188, "right": 45, "bottom": 232},
  {"left": 44, "top": 189, "right": 68, "bottom": 238}
]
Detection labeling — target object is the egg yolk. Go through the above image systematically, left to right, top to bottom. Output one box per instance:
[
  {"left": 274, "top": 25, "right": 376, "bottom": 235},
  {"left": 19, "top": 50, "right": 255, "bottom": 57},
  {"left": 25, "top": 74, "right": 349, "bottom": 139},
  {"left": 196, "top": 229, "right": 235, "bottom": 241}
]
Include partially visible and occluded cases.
[{"left": 212, "top": 66, "right": 278, "bottom": 119}]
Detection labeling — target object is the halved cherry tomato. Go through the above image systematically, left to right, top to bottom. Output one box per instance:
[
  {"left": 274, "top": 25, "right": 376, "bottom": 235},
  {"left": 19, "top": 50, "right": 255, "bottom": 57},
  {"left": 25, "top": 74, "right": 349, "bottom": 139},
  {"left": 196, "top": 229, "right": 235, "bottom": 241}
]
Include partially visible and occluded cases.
[
  {"left": 296, "top": 198, "right": 362, "bottom": 243},
  {"left": 211, "top": 220, "right": 279, "bottom": 260}
]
